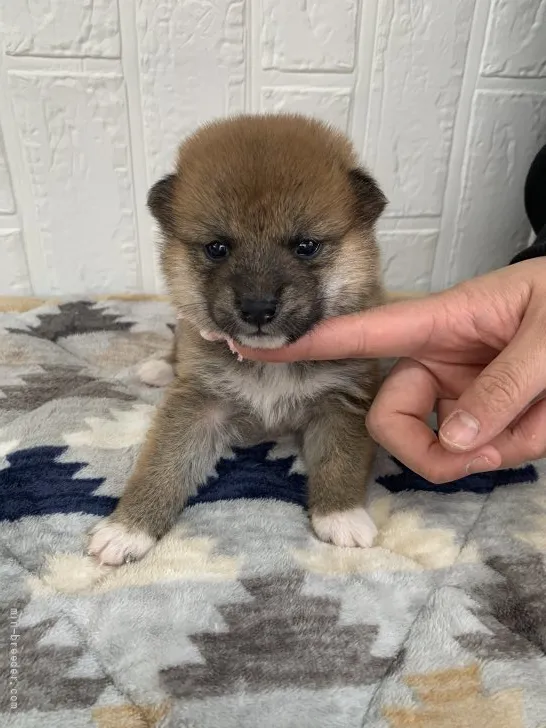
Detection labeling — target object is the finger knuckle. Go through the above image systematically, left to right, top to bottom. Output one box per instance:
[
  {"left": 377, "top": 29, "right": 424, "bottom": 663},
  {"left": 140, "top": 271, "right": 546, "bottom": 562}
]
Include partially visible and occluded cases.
[
  {"left": 478, "top": 363, "right": 522, "bottom": 413},
  {"left": 365, "top": 407, "right": 384, "bottom": 442},
  {"left": 524, "top": 433, "right": 546, "bottom": 460},
  {"left": 423, "top": 465, "right": 450, "bottom": 485}
]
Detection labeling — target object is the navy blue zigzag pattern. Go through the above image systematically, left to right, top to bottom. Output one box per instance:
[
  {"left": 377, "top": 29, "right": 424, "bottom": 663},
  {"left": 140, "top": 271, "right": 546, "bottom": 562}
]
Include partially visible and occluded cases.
[
  {"left": 186, "top": 442, "right": 307, "bottom": 509},
  {"left": 0, "top": 443, "right": 538, "bottom": 521},
  {"left": 0, "top": 446, "right": 116, "bottom": 522},
  {"left": 377, "top": 456, "right": 538, "bottom": 494}
]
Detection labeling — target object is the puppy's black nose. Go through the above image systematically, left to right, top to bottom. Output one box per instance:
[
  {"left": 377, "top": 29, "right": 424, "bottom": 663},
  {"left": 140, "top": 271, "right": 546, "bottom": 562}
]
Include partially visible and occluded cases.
[{"left": 239, "top": 296, "right": 278, "bottom": 326}]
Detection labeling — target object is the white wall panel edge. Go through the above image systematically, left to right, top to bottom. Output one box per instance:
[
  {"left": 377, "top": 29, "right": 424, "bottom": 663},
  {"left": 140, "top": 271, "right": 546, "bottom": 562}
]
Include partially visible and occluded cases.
[
  {"left": 118, "top": 0, "right": 157, "bottom": 292},
  {"left": 430, "top": 0, "right": 492, "bottom": 290},
  {"left": 0, "top": 52, "right": 40, "bottom": 293}
]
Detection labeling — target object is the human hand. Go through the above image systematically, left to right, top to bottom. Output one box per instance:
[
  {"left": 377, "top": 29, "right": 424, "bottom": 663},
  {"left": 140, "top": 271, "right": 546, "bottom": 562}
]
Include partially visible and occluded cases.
[{"left": 236, "top": 259, "right": 546, "bottom": 482}]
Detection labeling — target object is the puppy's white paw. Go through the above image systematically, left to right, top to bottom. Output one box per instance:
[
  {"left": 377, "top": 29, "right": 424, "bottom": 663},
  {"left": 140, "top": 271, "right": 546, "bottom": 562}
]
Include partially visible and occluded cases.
[
  {"left": 137, "top": 358, "right": 174, "bottom": 387},
  {"left": 311, "top": 507, "right": 378, "bottom": 548},
  {"left": 88, "top": 521, "right": 156, "bottom": 565}
]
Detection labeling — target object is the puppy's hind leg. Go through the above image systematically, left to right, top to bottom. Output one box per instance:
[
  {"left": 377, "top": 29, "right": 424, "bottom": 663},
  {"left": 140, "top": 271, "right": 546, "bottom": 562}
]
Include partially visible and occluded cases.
[
  {"left": 137, "top": 338, "right": 176, "bottom": 387},
  {"left": 138, "top": 358, "right": 175, "bottom": 387},
  {"left": 88, "top": 381, "right": 235, "bottom": 565}
]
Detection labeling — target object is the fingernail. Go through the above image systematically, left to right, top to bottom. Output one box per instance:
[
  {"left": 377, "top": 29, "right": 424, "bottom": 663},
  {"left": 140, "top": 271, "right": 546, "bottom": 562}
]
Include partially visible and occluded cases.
[
  {"left": 440, "top": 410, "right": 480, "bottom": 449},
  {"left": 466, "top": 455, "right": 495, "bottom": 475}
]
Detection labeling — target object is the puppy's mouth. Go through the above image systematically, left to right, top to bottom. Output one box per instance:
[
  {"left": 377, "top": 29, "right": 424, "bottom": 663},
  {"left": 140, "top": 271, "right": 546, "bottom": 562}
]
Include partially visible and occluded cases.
[
  {"left": 204, "top": 303, "right": 323, "bottom": 351},
  {"left": 231, "top": 318, "right": 319, "bottom": 349},
  {"left": 197, "top": 326, "right": 288, "bottom": 351}
]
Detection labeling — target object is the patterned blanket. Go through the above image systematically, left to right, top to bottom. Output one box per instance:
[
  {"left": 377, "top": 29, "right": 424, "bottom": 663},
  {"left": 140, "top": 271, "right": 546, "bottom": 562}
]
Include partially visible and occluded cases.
[{"left": 1, "top": 297, "right": 545, "bottom": 728}]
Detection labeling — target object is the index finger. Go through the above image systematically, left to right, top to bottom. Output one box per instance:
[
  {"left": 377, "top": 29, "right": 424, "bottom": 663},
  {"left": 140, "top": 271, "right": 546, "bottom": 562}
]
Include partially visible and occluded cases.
[{"left": 236, "top": 296, "right": 439, "bottom": 362}]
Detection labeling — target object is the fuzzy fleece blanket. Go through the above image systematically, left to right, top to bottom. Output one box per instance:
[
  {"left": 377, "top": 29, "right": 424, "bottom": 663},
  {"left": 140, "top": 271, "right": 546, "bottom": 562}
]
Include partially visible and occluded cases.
[{"left": 0, "top": 296, "right": 545, "bottom": 728}]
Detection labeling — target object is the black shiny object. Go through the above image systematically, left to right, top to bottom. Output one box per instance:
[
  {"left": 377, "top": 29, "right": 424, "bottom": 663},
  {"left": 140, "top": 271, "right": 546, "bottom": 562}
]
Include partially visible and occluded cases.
[
  {"left": 295, "top": 239, "right": 321, "bottom": 259},
  {"left": 205, "top": 241, "right": 230, "bottom": 260},
  {"left": 239, "top": 296, "right": 278, "bottom": 326}
]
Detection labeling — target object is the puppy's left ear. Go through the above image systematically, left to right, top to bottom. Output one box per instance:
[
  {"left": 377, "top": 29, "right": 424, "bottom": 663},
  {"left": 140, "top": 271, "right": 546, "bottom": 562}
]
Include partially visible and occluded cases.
[
  {"left": 348, "top": 168, "right": 387, "bottom": 227},
  {"left": 147, "top": 173, "right": 177, "bottom": 236}
]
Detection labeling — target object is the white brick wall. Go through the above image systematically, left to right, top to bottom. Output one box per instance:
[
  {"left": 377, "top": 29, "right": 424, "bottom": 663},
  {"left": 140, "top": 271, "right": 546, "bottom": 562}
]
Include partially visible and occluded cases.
[{"left": 0, "top": 0, "right": 544, "bottom": 295}]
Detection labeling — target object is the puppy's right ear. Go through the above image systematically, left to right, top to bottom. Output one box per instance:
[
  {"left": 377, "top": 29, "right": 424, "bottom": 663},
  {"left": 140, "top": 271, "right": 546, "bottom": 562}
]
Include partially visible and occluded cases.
[
  {"left": 348, "top": 168, "right": 387, "bottom": 227},
  {"left": 147, "top": 173, "right": 177, "bottom": 235}
]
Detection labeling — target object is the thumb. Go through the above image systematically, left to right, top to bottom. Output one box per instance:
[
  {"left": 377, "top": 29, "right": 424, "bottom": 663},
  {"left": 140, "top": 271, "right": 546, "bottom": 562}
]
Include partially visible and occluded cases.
[
  {"left": 235, "top": 295, "right": 442, "bottom": 362},
  {"left": 439, "top": 318, "right": 546, "bottom": 453}
]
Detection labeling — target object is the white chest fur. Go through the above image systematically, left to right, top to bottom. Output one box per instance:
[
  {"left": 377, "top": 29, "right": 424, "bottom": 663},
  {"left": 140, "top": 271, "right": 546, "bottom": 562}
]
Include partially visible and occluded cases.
[{"left": 217, "top": 362, "right": 360, "bottom": 431}]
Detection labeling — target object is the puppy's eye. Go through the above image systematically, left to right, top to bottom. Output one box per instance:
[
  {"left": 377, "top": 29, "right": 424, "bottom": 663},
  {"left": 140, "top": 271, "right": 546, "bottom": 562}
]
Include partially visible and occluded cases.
[
  {"left": 294, "top": 239, "right": 321, "bottom": 259},
  {"left": 204, "top": 241, "right": 230, "bottom": 261}
]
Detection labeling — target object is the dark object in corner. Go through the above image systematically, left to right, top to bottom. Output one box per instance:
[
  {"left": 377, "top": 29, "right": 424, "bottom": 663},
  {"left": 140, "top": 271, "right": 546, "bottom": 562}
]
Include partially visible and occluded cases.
[{"left": 510, "top": 144, "right": 546, "bottom": 264}]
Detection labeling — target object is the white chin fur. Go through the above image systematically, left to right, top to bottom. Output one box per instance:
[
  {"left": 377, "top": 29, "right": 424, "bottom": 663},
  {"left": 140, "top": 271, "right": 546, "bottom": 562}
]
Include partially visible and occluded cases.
[
  {"left": 237, "top": 334, "right": 287, "bottom": 349},
  {"left": 137, "top": 358, "right": 174, "bottom": 387},
  {"left": 312, "top": 507, "right": 378, "bottom": 548},
  {"left": 88, "top": 520, "right": 155, "bottom": 565}
]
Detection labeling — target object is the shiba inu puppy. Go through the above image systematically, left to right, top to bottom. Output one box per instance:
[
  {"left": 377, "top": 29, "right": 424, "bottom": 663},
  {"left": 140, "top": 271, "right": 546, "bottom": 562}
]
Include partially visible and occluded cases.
[{"left": 89, "top": 114, "right": 388, "bottom": 565}]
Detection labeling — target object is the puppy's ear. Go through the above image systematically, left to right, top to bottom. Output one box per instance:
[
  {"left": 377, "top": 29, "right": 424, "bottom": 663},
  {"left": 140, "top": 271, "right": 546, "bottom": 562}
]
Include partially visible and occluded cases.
[
  {"left": 348, "top": 168, "right": 387, "bottom": 227},
  {"left": 147, "top": 173, "right": 177, "bottom": 235}
]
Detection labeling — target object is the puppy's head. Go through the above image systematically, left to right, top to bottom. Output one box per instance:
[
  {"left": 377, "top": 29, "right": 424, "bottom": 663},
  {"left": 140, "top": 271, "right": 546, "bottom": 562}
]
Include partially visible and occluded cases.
[{"left": 149, "top": 114, "right": 386, "bottom": 348}]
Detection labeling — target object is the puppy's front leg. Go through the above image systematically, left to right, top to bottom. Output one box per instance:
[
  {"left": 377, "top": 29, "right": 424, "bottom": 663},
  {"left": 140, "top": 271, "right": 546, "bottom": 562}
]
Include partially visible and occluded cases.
[
  {"left": 88, "top": 381, "right": 233, "bottom": 565},
  {"left": 303, "top": 400, "right": 378, "bottom": 548}
]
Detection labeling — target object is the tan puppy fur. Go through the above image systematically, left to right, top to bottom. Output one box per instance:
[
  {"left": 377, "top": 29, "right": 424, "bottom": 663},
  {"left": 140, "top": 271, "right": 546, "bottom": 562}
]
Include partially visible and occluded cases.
[{"left": 89, "top": 114, "right": 388, "bottom": 565}]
